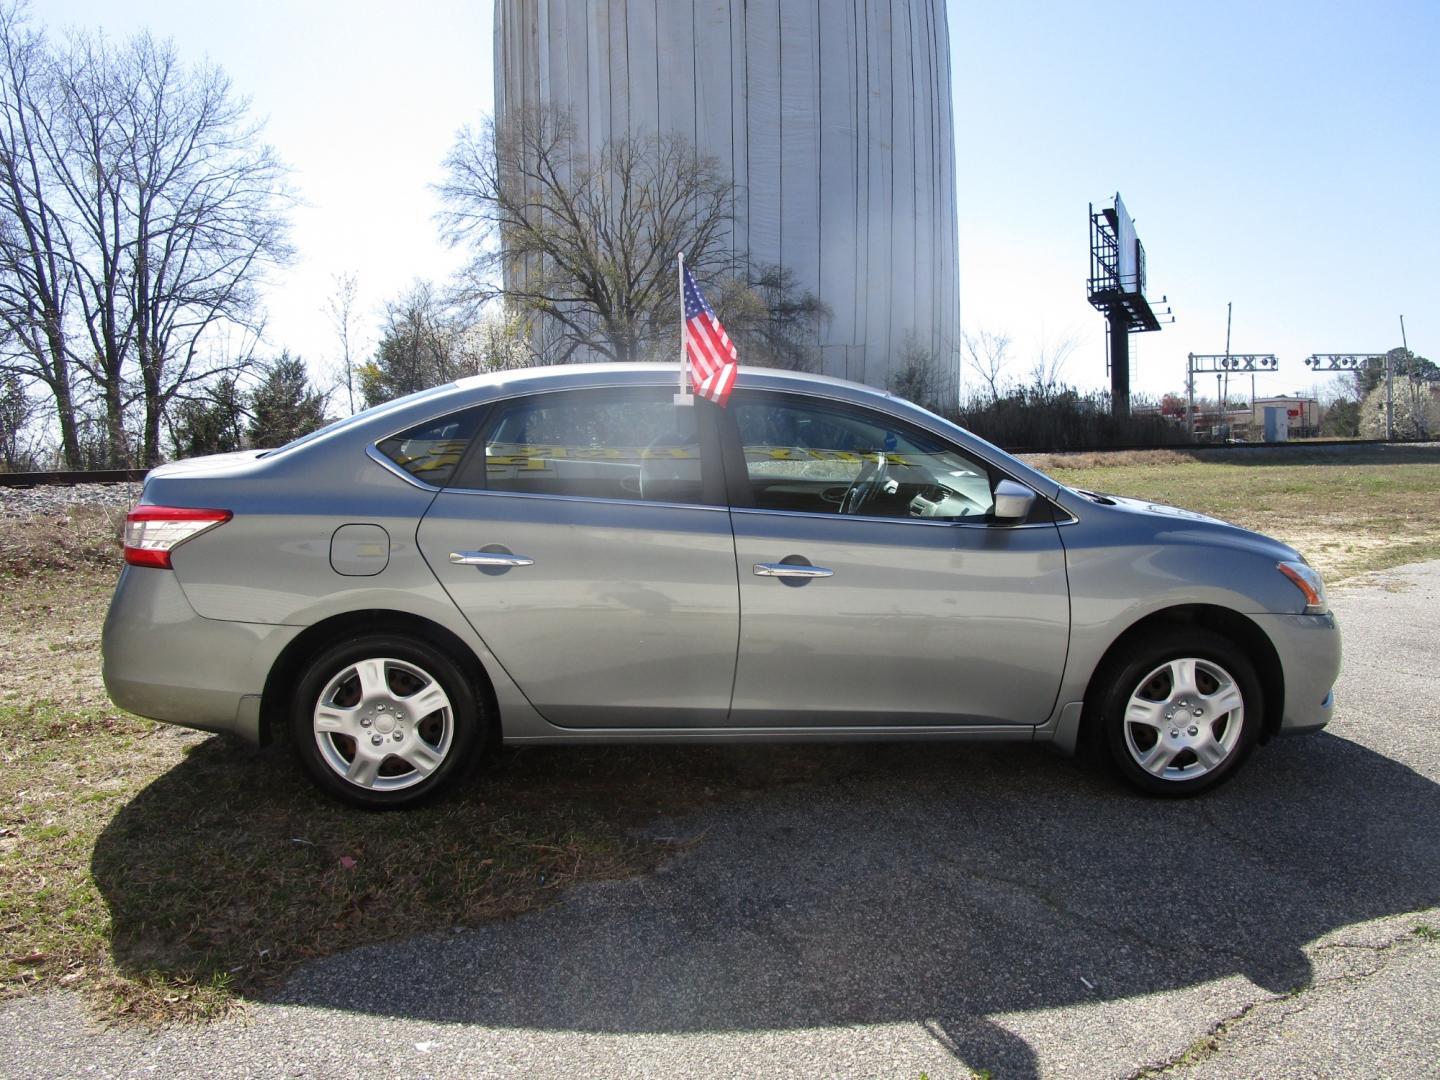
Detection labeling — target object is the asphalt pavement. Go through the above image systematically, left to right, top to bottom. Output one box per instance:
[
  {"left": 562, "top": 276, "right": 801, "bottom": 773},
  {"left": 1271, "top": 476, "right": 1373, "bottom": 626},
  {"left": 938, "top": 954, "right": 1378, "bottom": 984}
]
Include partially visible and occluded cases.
[{"left": 9, "top": 561, "right": 1440, "bottom": 1079}]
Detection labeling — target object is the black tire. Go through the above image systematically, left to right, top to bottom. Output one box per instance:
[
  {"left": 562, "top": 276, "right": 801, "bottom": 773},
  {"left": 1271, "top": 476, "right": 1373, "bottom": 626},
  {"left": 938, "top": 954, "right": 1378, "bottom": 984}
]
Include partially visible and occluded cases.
[
  {"left": 1093, "top": 627, "right": 1263, "bottom": 798},
  {"left": 290, "top": 633, "right": 487, "bottom": 809}
]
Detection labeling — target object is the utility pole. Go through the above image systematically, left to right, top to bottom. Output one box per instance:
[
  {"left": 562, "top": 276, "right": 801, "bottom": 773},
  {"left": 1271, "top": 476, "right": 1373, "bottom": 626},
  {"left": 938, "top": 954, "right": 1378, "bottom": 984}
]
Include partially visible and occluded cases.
[
  {"left": 1223, "top": 302, "right": 1232, "bottom": 412},
  {"left": 1186, "top": 354, "right": 1195, "bottom": 437}
]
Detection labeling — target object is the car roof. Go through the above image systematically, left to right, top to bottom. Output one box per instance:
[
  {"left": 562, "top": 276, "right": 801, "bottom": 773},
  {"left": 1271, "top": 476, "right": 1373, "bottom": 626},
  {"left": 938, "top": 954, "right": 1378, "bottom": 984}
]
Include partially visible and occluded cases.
[{"left": 452, "top": 362, "right": 904, "bottom": 404}]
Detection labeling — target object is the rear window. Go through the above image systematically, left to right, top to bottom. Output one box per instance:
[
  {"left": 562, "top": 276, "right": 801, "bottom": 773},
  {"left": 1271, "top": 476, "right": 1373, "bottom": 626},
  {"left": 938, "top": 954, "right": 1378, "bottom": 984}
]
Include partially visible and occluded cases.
[
  {"left": 263, "top": 382, "right": 462, "bottom": 458},
  {"left": 375, "top": 409, "right": 483, "bottom": 487}
]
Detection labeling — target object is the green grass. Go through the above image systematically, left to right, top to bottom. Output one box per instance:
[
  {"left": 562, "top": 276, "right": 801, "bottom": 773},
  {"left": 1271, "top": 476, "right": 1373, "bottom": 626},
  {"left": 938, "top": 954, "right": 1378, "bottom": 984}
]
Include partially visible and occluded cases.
[{"left": 4, "top": 446, "right": 1440, "bottom": 1023}]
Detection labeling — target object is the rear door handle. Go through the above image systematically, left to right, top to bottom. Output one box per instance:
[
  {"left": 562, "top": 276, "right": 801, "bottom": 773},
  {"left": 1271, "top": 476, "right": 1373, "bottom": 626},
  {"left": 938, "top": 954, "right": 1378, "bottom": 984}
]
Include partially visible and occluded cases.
[
  {"left": 450, "top": 550, "right": 535, "bottom": 567},
  {"left": 753, "top": 562, "right": 833, "bottom": 579}
]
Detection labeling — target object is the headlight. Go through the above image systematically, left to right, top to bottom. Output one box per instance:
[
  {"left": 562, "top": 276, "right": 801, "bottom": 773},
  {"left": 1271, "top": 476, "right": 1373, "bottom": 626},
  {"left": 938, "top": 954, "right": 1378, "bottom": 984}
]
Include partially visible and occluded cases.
[{"left": 1278, "top": 560, "right": 1328, "bottom": 614}]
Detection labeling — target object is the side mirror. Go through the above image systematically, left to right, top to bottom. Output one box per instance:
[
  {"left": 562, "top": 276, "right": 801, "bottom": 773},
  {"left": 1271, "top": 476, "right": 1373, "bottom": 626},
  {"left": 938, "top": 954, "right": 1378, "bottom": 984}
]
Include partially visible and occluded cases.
[{"left": 992, "top": 479, "right": 1036, "bottom": 523}]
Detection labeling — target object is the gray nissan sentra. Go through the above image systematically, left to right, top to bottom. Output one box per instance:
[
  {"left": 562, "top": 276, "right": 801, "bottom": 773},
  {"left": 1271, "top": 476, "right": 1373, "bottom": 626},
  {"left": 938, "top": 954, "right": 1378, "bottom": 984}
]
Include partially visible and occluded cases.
[{"left": 102, "top": 364, "right": 1340, "bottom": 807}]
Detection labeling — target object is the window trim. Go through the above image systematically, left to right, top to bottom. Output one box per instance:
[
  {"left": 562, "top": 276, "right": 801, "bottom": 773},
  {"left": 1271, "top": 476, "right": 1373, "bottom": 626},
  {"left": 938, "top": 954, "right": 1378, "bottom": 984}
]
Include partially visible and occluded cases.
[
  {"left": 717, "top": 389, "right": 1066, "bottom": 527},
  {"left": 368, "top": 404, "right": 490, "bottom": 492},
  {"left": 365, "top": 442, "right": 440, "bottom": 491}
]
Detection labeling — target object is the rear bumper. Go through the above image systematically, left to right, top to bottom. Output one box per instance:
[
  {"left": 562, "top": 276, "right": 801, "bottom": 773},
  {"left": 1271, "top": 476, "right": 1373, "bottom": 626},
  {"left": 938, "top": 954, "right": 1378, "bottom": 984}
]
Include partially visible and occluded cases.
[
  {"left": 102, "top": 565, "right": 300, "bottom": 743},
  {"left": 1252, "top": 611, "right": 1341, "bottom": 735}
]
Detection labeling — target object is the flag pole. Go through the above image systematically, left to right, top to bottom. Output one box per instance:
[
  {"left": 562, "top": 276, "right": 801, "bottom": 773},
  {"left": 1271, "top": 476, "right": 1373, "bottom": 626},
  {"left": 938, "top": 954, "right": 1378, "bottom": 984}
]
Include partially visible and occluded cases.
[{"left": 674, "top": 251, "right": 694, "bottom": 406}]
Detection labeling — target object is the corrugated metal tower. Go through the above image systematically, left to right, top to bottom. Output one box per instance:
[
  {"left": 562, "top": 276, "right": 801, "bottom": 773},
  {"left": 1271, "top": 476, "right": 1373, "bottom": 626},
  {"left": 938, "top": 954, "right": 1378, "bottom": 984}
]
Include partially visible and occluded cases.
[{"left": 496, "top": 0, "right": 960, "bottom": 400}]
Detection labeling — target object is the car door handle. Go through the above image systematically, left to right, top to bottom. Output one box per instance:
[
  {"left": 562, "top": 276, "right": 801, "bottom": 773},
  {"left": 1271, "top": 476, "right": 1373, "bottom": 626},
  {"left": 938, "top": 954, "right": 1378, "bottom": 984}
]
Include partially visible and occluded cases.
[
  {"left": 449, "top": 550, "right": 535, "bottom": 567},
  {"left": 753, "top": 562, "right": 834, "bottom": 579}
]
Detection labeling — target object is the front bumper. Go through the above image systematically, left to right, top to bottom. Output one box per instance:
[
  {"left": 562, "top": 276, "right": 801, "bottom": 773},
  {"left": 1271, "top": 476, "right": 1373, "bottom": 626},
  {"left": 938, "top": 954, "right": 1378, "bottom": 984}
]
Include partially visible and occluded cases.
[
  {"left": 102, "top": 565, "right": 301, "bottom": 742},
  {"left": 1251, "top": 611, "right": 1341, "bottom": 735}
]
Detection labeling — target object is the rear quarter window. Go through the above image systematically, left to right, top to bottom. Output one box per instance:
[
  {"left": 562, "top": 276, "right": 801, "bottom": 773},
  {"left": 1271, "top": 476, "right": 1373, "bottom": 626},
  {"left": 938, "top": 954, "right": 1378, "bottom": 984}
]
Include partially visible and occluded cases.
[{"left": 375, "top": 409, "right": 483, "bottom": 487}]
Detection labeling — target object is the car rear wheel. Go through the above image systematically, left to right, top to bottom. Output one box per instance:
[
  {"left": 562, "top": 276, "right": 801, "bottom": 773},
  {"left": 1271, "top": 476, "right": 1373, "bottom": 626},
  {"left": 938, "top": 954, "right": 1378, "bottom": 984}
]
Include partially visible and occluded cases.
[
  {"left": 1096, "top": 628, "right": 1262, "bottom": 797},
  {"left": 290, "top": 634, "right": 485, "bottom": 808}
]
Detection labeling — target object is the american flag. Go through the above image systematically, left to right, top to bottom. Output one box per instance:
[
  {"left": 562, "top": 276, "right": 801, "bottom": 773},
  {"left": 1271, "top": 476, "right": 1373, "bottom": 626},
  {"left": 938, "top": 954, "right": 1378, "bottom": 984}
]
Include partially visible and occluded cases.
[{"left": 682, "top": 266, "right": 738, "bottom": 406}]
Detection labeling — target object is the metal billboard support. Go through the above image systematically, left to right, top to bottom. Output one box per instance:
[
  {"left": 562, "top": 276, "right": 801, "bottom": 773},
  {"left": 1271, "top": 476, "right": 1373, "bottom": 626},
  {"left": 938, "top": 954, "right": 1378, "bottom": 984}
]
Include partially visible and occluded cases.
[{"left": 1086, "top": 197, "right": 1170, "bottom": 417}]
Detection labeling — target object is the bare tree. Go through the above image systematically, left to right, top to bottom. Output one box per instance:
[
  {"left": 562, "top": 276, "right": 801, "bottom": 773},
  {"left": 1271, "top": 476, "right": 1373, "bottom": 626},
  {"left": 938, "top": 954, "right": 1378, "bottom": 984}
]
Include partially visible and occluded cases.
[
  {"left": 0, "top": 4, "right": 81, "bottom": 465},
  {"left": 0, "top": 5, "right": 291, "bottom": 466},
  {"left": 437, "top": 106, "right": 733, "bottom": 364},
  {"left": 710, "top": 264, "right": 830, "bottom": 373},
  {"left": 325, "top": 270, "right": 360, "bottom": 415},
  {"left": 358, "top": 281, "right": 467, "bottom": 408},
  {"left": 358, "top": 281, "right": 540, "bottom": 408},
  {"left": 963, "top": 330, "right": 1012, "bottom": 405},
  {"left": 1027, "top": 334, "right": 1078, "bottom": 402},
  {"left": 887, "top": 335, "right": 945, "bottom": 409}
]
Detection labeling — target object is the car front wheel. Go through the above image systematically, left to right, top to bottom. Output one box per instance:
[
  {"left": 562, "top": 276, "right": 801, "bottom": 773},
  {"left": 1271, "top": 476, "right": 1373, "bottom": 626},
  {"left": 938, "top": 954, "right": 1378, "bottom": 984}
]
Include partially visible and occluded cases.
[
  {"left": 1096, "top": 628, "right": 1262, "bottom": 797},
  {"left": 290, "top": 634, "right": 485, "bottom": 808}
]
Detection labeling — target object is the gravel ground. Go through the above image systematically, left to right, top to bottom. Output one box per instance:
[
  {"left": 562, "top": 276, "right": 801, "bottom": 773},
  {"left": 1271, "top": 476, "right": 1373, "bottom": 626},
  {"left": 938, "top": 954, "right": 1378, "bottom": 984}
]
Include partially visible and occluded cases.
[
  {"left": 0, "top": 481, "right": 142, "bottom": 518},
  {"left": 3, "top": 561, "right": 1438, "bottom": 1078}
]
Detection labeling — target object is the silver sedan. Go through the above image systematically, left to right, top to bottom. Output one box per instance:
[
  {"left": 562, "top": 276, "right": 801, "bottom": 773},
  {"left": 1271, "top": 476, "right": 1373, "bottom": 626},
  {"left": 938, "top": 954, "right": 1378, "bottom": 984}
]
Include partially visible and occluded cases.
[{"left": 102, "top": 365, "right": 1340, "bottom": 807}]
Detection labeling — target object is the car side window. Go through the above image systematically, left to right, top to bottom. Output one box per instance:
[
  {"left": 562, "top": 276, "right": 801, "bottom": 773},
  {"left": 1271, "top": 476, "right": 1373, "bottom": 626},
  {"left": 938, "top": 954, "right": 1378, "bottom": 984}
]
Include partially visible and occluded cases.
[
  {"left": 475, "top": 388, "right": 706, "bottom": 504},
  {"left": 732, "top": 394, "right": 996, "bottom": 520},
  {"left": 375, "top": 408, "right": 483, "bottom": 488}
]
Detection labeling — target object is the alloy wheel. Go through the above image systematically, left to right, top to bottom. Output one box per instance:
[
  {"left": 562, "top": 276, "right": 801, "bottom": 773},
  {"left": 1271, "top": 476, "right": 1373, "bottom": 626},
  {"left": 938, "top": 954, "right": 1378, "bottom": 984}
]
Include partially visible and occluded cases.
[
  {"left": 1121, "top": 656, "right": 1245, "bottom": 782},
  {"left": 312, "top": 657, "right": 455, "bottom": 792}
]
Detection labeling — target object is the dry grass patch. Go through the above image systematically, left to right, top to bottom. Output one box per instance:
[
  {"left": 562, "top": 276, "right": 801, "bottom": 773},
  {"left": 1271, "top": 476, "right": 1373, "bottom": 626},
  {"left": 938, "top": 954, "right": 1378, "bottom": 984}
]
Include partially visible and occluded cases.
[
  {"left": 1023, "top": 443, "right": 1440, "bottom": 581},
  {"left": 1, "top": 509, "right": 128, "bottom": 715}
]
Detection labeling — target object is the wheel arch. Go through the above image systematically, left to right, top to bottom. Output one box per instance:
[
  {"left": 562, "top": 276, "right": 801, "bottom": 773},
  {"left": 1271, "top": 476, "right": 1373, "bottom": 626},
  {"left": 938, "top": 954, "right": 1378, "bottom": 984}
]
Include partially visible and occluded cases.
[
  {"left": 1080, "top": 604, "right": 1285, "bottom": 748},
  {"left": 258, "top": 609, "right": 501, "bottom": 746}
]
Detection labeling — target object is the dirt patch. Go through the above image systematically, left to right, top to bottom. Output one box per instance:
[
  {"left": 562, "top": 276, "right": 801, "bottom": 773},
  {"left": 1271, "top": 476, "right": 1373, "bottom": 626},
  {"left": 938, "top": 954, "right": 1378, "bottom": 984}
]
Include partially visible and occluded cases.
[{"left": 1023, "top": 449, "right": 1199, "bottom": 471}]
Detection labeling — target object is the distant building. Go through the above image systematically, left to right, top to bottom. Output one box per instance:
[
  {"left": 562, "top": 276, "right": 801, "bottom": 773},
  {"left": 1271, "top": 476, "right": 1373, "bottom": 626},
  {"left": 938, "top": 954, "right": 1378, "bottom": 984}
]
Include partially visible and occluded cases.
[
  {"left": 496, "top": 0, "right": 961, "bottom": 401},
  {"left": 1249, "top": 396, "right": 1320, "bottom": 438}
]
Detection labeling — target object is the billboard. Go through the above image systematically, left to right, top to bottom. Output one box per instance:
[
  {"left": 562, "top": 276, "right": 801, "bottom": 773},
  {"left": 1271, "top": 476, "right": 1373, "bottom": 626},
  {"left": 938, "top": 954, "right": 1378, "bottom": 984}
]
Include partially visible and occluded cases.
[
  {"left": 1114, "top": 193, "right": 1142, "bottom": 296},
  {"left": 1087, "top": 194, "right": 1159, "bottom": 331}
]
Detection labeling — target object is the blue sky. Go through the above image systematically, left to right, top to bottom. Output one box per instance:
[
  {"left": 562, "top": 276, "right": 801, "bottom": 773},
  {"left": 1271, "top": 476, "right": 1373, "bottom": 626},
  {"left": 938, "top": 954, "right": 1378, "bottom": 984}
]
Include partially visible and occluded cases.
[
  {"left": 38, "top": 0, "right": 1440, "bottom": 403},
  {"left": 952, "top": 0, "right": 1438, "bottom": 401}
]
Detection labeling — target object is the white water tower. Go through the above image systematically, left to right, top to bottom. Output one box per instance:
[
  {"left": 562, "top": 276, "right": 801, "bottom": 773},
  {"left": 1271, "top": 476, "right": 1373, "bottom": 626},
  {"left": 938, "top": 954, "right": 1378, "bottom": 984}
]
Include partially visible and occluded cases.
[{"left": 496, "top": 0, "right": 961, "bottom": 400}]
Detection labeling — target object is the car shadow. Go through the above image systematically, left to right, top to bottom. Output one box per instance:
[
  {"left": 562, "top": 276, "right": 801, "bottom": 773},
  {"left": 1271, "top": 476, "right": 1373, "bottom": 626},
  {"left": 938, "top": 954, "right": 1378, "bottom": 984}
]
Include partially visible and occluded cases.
[{"left": 92, "top": 729, "right": 1440, "bottom": 1078}]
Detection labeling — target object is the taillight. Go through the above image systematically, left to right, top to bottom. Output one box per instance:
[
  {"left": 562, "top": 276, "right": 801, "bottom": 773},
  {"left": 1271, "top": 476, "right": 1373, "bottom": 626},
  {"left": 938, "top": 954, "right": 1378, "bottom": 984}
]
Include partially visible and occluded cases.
[{"left": 123, "top": 506, "right": 232, "bottom": 569}]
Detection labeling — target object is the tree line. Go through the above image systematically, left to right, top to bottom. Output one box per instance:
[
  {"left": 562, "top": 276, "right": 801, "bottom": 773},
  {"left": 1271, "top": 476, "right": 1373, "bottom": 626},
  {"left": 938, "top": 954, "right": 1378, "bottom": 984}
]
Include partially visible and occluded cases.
[
  {"left": 0, "top": 1, "right": 833, "bottom": 470},
  {"left": 0, "top": 2, "right": 292, "bottom": 468}
]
